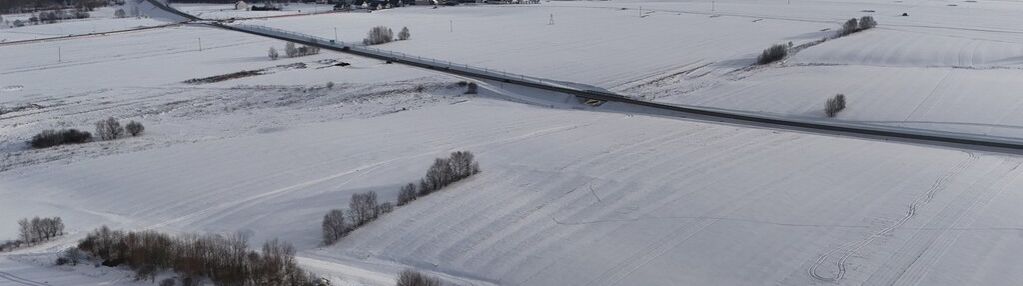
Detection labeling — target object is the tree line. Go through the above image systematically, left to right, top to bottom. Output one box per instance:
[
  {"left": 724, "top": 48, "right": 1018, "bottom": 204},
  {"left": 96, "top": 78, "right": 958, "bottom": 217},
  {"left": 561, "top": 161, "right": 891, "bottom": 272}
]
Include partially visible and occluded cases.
[
  {"left": 1, "top": 0, "right": 105, "bottom": 13},
  {"left": 323, "top": 151, "right": 480, "bottom": 246},
  {"left": 17, "top": 216, "right": 64, "bottom": 244},
  {"left": 76, "top": 226, "right": 329, "bottom": 286}
]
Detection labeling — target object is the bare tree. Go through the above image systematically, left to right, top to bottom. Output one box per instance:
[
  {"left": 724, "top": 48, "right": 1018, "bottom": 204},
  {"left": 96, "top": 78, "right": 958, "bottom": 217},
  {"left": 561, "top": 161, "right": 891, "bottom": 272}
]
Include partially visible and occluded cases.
[
  {"left": 842, "top": 18, "right": 859, "bottom": 35},
  {"left": 363, "top": 26, "right": 394, "bottom": 45},
  {"left": 397, "top": 26, "right": 410, "bottom": 41},
  {"left": 285, "top": 42, "right": 298, "bottom": 57},
  {"left": 268, "top": 47, "right": 279, "bottom": 60},
  {"left": 825, "top": 94, "right": 847, "bottom": 117},
  {"left": 95, "top": 117, "right": 124, "bottom": 140},
  {"left": 126, "top": 121, "right": 144, "bottom": 137},
  {"left": 397, "top": 183, "right": 417, "bottom": 206},
  {"left": 349, "top": 192, "right": 379, "bottom": 226},
  {"left": 321, "top": 209, "right": 347, "bottom": 245},
  {"left": 18, "top": 218, "right": 33, "bottom": 244},
  {"left": 396, "top": 269, "right": 441, "bottom": 286}
]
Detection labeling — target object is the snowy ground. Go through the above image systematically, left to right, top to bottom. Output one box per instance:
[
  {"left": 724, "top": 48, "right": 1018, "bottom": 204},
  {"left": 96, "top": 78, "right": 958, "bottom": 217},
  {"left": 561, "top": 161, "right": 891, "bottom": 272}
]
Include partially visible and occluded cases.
[
  {"left": 246, "top": 0, "right": 1023, "bottom": 140},
  {"left": 5, "top": 1, "right": 1023, "bottom": 286},
  {"left": 0, "top": 6, "right": 170, "bottom": 42}
]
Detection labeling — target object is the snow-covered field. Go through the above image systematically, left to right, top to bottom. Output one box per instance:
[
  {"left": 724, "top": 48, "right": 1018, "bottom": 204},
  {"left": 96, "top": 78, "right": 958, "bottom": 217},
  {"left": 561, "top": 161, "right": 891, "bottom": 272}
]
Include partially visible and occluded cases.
[
  {"left": 246, "top": 0, "right": 1023, "bottom": 140},
  {"left": 5, "top": 1, "right": 1023, "bottom": 285},
  {"left": 174, "top": 3, "right": 338, "bottom": 20},
  {"left": 0, "top": 6, "right": 169, "bottom": 42}
]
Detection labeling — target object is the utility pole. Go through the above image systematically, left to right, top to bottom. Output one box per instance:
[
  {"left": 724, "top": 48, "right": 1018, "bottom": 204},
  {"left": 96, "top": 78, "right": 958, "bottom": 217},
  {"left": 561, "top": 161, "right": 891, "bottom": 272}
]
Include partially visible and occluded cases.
[
  {"left": 449, "top": 20, "right": 453, "bottom": 32},
  {"left": 334, "top": 27, "right": 338, "bottom": 42},
  {"left": 198, "top": 37, "right": 202, "bottom": 51},
  {"left": 58, "top": 46, "right": 61, "bottom": 63}
]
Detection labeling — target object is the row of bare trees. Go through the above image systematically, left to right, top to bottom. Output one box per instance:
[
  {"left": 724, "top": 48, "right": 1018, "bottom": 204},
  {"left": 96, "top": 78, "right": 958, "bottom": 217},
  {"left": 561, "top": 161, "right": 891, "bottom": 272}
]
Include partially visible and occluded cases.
[
  {"left": 323, "top": 151, "right": 480, "bottom": 246},
  {"left": 400, "top": 151, "right": 480, "bottom": 206},
  {"left": 321, "top": 191, "right": 395, "bottom": 245},
  {"left": 17, "top": 216, "right": 64, "bottom": 244},
  {"left": 76, "top": 226, "right": 327, "bottom": 286}
]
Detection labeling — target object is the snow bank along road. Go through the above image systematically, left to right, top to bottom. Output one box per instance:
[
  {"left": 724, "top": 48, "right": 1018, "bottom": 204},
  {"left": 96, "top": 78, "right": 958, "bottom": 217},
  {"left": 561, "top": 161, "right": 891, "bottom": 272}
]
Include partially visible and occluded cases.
[{"left": 146, "top": 0, "right": 1023, "bottom": 153}]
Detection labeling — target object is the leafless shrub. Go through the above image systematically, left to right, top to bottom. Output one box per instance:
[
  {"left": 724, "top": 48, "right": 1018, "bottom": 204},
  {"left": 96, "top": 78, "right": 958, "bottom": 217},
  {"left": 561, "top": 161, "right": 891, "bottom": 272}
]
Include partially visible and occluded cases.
[
  {"left": 859, "top": 16, "right": 877, "bottom": 30},
  {"left": 842, "top": 18, "right": 859, "bottom": 35},
  {"left": 363, "top": 26, "right": 394, "bottom": 45},
  {"left": 397, "top": 26, "right": 411, "bottom": 41},
  {"left": 757, "top": 44, "right": 788, "bottom": 65},
  {"left": 269, "top": 47, "right": 280, "bottom": 60},
  {"left": 465, "top": 82, "right": 478, "bottom": 94},
  {"left": 825, "top": 94, "right": 847, "bottom": 117},
  {"left": 95, "top": 117, "right": 124, "bottom": 141},
  {"left": 126, "top": 121, "right": 144, "bottom": 137},
  {"left": 29, "top": 129, "right": 91, "bottom": 148},
  {"left": 377, "top": 202, "right": 394, "bottom": 215},
  {"left": 76, "top": 227, "right": 319, "bottom": 286},
  {"left": 62, "top": 247, "right": 84, "bottom": 266},
  {"left": 396, "top": 269, "right": 441, "bottom": 286}
]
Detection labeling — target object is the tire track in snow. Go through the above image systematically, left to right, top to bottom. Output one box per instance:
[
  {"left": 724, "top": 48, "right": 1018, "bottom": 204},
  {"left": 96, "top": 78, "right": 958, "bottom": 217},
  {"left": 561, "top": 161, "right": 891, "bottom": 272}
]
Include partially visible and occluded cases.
[
  {"left": 147, "top": 120, "right": 602, "bottom": 231},
  {"left": 578, "top": 132, "right": 816, "bottom": 286},
  {"left": 807, "top": 152, "right": 979, "bottom": 282},
  {"left": 865, "top": 159, "right": 1021, "bottom": 286},
  {"left": 0, "top": 271, "right": 49, "bottom": 286}
]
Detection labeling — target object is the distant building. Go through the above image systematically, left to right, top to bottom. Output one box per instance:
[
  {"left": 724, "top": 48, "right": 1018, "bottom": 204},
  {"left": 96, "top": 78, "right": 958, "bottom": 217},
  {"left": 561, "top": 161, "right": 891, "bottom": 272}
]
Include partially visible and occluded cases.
[{"left": 235, "top": 0, "right": 249, "bottom": 10}]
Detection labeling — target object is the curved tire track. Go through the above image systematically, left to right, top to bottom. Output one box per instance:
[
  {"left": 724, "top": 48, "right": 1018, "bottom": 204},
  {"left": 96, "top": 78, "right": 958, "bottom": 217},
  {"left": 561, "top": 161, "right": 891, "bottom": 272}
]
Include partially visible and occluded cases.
[{"left": 807, "top": 152, "right": 979, "bottom": 282}]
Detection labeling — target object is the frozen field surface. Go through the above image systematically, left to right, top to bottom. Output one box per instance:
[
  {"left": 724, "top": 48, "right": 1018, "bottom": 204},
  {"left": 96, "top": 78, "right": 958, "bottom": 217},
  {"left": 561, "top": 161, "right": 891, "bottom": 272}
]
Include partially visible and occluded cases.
[{"left": 5, "top": 0, "right": 1023, "bottom": 285}]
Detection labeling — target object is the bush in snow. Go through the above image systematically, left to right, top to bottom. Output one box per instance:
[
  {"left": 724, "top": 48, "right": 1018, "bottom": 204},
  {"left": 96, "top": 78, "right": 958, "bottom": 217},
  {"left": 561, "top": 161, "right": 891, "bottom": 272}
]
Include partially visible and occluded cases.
[
  {"left": 114, "top": 8, "right": 127, "bottom": 18},
  {"left": 859, "top": 16, "right": 877, "bottom": 30},
  {"left": 841, "top": 18, "right": 859, "bottom": 35},
  {"left": 363, "top": 26, "right": 394, "bottom": 45},
  {"left": 397, "top": 26, "right": 411, "bottom": 41},
  {"left": 284, "top": 42, "right": 319, "bottom": 58},
  {"left": 285, "top": 42, "right": 298, "bottom": 57},
  {"left": 757, "top": 44, "right": 788, "bottom": 65},
  {"left": 268, "top": 47, "right": 279, "bottom": 60},
  {"left": 326, "top": 81, "right": 335, "bottom": 89},
  {"left": 465, "top": 82, "right": 478, "bottom": 94},
  {"left": 825, "top": 93, "right": 847, "bottom": 117},
  {"left": 95, "top": 117, "right": 124, "bottom": 141},
  {"left": 126, "top": 121, "right": 144, "bottom": 137},
  {"left": 29, "top": 129, "right": 92, "bottom": 149},
  {"left": 397, "top": 183, "right": 417, "bottom": 206},
  {"left": 377, "top": 202, "right": 394, "bottom": 215},
  {"left": 321, "top": 209, "right": 348, "bottom": 245},
  {"left": 65, "top": 247, "right": 85, "bottom": 265},
  {"left": 396, "top": 269, "right": 441, "bottom": 286},
  {"left": 159, "top": 278, "right": 176, "bottom": 286}
]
